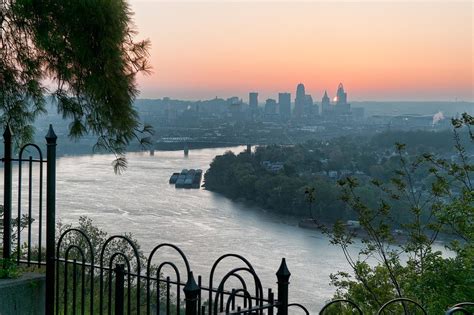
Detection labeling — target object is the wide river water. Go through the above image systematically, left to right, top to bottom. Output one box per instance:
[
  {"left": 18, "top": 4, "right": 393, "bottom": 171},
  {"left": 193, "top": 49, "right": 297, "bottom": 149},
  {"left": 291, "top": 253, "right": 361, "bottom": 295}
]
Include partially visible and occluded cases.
[{"left": 8, "top": 146, "right": 365, "bottom": 313}]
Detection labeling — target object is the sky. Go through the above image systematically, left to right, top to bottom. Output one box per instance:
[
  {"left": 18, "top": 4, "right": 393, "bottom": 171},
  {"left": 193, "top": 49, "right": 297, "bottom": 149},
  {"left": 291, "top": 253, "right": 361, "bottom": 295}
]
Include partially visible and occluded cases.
[{"left": 129, "top": 0, "right": 473, "bottom": 102}]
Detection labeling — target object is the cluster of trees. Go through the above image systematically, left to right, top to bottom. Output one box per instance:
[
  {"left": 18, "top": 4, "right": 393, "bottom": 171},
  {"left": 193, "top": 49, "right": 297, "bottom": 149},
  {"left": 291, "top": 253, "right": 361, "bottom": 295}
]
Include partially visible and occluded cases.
[
  {"left": 1, "top": 0, "right": 152, "bottom": 172},
  {"left": 325, "top": 114, "right": 474, "bottom": 313},
  {"left": 204, "top": 128, "right": 462, "bottom": 224},
  {"left": 371, "top": 129, "right": 459, "bottom": 153},
  {"left": 204, "top": 148, "right": 348, "bottom": 221}
]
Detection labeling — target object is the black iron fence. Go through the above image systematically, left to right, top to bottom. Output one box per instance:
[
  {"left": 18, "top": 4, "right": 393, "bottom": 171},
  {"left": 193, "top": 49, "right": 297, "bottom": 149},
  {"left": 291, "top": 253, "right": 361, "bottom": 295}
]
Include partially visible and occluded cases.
[
  {"left": 1, "top": 124, "right": 472, "bottom": 315},
  {"left": 1, "top": 124, "right": 57, "bottom": 314},
  {"left": 55, "top": 228, "right": 294, "bottom": 315}
]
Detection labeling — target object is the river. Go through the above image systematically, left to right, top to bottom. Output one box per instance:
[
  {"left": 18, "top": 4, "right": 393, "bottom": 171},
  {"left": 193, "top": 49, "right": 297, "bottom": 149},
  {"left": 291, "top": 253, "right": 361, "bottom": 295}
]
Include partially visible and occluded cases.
[
  {"left": 5, "top": 146, "right": 361, "bottom": 313},
  {"left": 54, "top": 146, "right": 357, "bottom": 313}
]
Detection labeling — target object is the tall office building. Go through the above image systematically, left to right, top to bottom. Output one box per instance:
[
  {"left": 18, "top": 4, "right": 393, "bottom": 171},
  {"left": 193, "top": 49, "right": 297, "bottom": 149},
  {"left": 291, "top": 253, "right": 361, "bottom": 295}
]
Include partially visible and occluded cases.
[
  {"left": 294, "top": 83, "right": 306, "bottom": 119},
  {"left": 335, "top": 83, "right": 350, "bottom": 114},
  {"left": 336, "top": 83, "right": 348, "bottom": 105},
  {"left": 321, "top": 90, "right": 331, "bottom": 115},
  {"left": 249, "top": 92, "right": 258, "bottom": 110},
  {"left": 278, "top": 92, "right": 291, "bottom": 121},
  {"left": 304, "top": 94, "right": 316, "bottom": 117},
  {"left": 305, "top": 94, "right": 313, "bottom": 106},
  {"left": 227, "top": 97, "right": 243, "bottom": 120},
  {"left": 264, "top": 98, "right": 277, "bottom": 115},
  {"left": 314, "top": 103, "right": 320, "bottom": 116}
]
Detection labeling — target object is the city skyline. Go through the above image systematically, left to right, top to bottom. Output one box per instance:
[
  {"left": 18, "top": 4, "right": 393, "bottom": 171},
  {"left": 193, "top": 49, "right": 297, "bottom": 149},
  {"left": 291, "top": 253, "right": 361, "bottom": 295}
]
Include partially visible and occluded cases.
[{"left": 130, "top": 1, "right": 473, "bottom": 102}]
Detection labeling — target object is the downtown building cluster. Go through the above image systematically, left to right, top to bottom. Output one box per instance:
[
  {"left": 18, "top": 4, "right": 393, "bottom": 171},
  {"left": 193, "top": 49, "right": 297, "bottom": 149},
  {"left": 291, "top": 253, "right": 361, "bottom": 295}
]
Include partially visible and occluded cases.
[
  {"left": 137, "top": 82, "right": 365, "bottom": 127},
  {"left": 247, "top": 82, "right": 364, "bottom": 123}
]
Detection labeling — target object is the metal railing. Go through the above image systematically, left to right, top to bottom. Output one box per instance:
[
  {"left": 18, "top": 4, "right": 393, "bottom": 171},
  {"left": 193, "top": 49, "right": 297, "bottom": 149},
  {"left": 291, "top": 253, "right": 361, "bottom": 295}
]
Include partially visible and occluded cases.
[
  {"left": 1, "top": 124, "right": 57, "bottom": 314},
  {"left": 54, "top": 227, "right": 291, "bottom": 315}
]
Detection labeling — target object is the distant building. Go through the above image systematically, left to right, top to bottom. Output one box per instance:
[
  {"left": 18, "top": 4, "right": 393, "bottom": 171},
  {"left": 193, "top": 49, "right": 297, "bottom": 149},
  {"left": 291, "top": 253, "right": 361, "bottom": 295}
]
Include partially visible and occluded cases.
[
  {"left": 294, "top": 83, "right": 306, "bottom": 119},
  {"left": 320, "top": 83, "right": 351, "bottom": 119},
  {"left": 335, "top": 83, "right": 351, "bottom": 114},
  {"left": 336, "top": 83, "right": 348, "bottom": 105},
  {"left": 321, "top": 90, "right": 331, "bottom": 115},
  {"left": 249, "top": 92, "right": 258, "bottom": 110},
  {"left": 278, "top": 92, "right": 291, "bottom": 121},
  {"left": 304, "top": 94, "right": 317, "bottom": 117},
  {"left": 305, "top": 94, "right": 313, "bottom": 106},
  {"left": 227, "top": 96, "right": 240, "bottom": 106},
  {"left": 227, "top": 97, "right": 243, "bottom": 120},
  {"left": 264, "top": 98, "right": 278, "bottom": 115},
  {"left": 313, "top": 103, "right": 320, "bottom": 116},
  {"left": 262, "top": 161, "right": 285, "bottom": 172}
]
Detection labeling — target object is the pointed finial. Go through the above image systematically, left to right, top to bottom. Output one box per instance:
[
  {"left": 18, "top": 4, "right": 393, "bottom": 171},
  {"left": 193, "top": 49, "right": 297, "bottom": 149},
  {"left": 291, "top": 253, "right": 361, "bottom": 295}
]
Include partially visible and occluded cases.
[
  {"left": 3, "top": 124, "right": 13, "bottom": 139},
  {"left": 45, "top": 124, "right": 57, "bottom": 144},
  {"left": 276, "top": 258, "right": 291, "bottom": 280},
  {"left": 183, "top": 271, "right": 200, "bottom": 294}
]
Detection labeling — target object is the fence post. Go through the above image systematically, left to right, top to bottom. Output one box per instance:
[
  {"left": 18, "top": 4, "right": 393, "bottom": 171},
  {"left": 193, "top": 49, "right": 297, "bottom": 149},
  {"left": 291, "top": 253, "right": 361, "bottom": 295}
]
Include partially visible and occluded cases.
[
  {"left": 45, "top": 124, "right": 57, "bottom": 315},
  {"left": 2, "top": 125, "right": 13, "bottom": 261},
  {"left": 276, "top": 258, "right": 291, "bottom": 315},
  {"left": 115, "top": 264, "right": 125, "bottom": 315},
  {"left": 184, "top": 271, "right": 200, "bottom": 315}
]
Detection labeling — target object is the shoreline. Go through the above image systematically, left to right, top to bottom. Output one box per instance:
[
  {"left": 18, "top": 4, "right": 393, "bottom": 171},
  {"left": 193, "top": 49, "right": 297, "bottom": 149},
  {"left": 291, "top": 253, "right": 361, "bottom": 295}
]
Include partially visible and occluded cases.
[{"left": 206, "top": 189, "right": 459, "bottom": 246}]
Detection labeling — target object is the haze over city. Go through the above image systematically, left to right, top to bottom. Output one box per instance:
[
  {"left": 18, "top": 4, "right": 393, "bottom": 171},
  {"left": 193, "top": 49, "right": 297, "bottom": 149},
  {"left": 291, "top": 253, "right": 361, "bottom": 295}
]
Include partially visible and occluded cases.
[{"left": 130, "top": 0, "right": 473, "bottom": 101}]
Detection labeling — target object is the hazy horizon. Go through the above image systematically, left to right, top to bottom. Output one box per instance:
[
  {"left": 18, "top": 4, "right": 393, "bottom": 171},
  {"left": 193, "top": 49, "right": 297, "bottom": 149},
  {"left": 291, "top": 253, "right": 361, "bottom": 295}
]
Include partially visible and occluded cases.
[
  {"left": 129, "top": 0, "right": 473, "bottom": 102},
  {"left": 136, "top": 96, "right": 474, "bottom": 103}
]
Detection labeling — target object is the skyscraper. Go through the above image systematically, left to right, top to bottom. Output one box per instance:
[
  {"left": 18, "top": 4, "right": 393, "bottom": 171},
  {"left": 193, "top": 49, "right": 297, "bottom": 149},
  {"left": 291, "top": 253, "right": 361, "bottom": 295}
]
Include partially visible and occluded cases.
[
  {"left": 294, "top": 83, "right": 306, "bottom": 119},
  {"left": 335, "top": 83, "right": 350, "bottom": 114},
  {"left": 336, "top": 83, "right": 347, "bottom": 105},
  {"left": 321, "top": 90, "right": 331, "bottom": 115},
  {"left": 249, "top": 92, "right": 258, "bottom": 110},
  {"left": 278, "top": 92, "right": 291, "bottom": 121},
  {"left": 304, "top": 94, "right": 316, "bottom": 117},
  {"left": 305, "top": 94, "right": 313, "bottom": 106},
  {"left": 264, "top": 98, "right": 277, "bottom": 115}
]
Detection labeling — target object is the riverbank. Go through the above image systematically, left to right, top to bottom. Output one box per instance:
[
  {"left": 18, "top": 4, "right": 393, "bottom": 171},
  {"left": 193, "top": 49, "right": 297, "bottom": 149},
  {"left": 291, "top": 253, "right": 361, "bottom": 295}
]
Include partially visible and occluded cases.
[{"left": 297, "top": 218, "right": 413, "bottom": 243}]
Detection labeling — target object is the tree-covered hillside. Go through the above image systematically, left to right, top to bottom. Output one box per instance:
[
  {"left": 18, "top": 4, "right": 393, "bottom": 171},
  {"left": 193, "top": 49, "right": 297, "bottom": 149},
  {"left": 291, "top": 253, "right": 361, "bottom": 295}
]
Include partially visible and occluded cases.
[{"left": 204, "top": 129, "right": 471, "bottom": 224}]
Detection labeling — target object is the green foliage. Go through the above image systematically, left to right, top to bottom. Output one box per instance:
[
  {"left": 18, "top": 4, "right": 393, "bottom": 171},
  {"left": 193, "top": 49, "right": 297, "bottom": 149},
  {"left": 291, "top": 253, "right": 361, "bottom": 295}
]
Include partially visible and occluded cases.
[
  {"left": 0, "top": 0, "right": 152, "bottom": 172},
  {"left": 327, "top": 114, "right": 474, "bottom": 313},
  {"left": 371, "top": 129, "right": 457, "bottom": 153},
  {"left": 204, "top": 134, "right": 436, "bottom": 222},
  {"left": 204, "top": 150, "right": 311, "bottom": 216},
  {"left": 304, "top": 186, "right": 316, "bottom": 218},
  {"left": 0, "top": 204, "right": 34, "bottom": 254},
  {"left": 57, "top": 216, "right": 146, "bottom": 273},
  {"left": 56, "top": 217, "right": 179, "bottom": 314},
  {"left": 0, "top": 258, "right": 20, "bottom": 279}
]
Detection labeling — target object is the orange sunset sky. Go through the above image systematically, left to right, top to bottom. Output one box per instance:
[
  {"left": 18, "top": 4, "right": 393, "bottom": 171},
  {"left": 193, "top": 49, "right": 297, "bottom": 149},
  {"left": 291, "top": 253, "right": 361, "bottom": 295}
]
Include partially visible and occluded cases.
[{"left": 130, "top": 0, "right": 473, "bottom": 102}]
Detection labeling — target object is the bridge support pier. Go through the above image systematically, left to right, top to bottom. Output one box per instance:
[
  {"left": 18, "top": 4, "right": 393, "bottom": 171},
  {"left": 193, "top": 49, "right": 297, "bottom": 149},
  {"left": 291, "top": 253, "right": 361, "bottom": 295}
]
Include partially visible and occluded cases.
[{"left": 184, "top": 143, "right": 189, "bottom": 156}]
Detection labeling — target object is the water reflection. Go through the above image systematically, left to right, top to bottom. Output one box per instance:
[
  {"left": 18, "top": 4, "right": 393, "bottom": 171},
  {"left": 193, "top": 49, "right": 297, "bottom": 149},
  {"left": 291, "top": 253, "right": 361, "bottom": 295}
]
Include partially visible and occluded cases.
[{"left": 21, "top": 147, "right": 355, "bottom": 312}]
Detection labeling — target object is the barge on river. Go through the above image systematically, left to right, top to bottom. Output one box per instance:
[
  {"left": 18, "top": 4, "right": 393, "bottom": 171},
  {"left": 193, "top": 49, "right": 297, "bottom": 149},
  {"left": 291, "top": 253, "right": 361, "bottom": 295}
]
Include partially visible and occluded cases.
[{"left": 169, "top": 169, "right": 202, "bottom": 189}]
